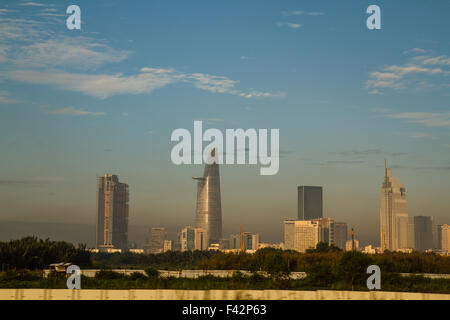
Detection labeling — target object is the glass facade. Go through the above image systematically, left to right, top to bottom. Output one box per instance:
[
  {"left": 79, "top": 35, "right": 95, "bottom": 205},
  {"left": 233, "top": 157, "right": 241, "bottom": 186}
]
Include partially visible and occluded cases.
[
  {"left": 193, "top": 149, "right": 222, "bottom": 245},
  {"left": 96, "top": 174, "right": 129, "bottom": 251},
  {"left": 298, "top": 186, "right": 323, "bottom": 220}
]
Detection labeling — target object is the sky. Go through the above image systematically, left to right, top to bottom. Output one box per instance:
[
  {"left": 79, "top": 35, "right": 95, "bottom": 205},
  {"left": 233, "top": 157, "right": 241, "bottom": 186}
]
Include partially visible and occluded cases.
[{"left": 0, "top": 0, "right": 449, "bottom": 246}]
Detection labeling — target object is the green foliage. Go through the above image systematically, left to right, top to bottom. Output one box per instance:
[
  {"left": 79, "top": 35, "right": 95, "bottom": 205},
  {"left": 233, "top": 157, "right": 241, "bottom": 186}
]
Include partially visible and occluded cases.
[
  {"left": 0, "top": 237, "right": 92, "bottom": 270},
  {"left": 306, "top": 242, "right": 342, "bottom": 253},
  {"left": 336, "top": 251, "right": 372, "bottom": 290},
  {"left": 305, "top": 260, "right": 336, "bottom": 288},
  {"left": 144, "top": 267, "right": 160, "bottom": 278},
  {"left": 95, "top": 270, "right": 126, "bottom": 280}
]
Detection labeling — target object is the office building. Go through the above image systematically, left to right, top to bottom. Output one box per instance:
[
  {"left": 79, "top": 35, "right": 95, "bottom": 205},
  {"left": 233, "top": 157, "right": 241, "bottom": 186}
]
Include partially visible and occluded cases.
[
  {"left": 193, "top": 148, "right": 222, "bottom": 245},
  {"left": 380, "top": 161, "right": 409, "bottom": 251},
  {"left": 96, "top": 174, "right": 129, "bottom": 251},
  {"left": 298, "top": 186, "right": 323, "bottom": 220},
  {"left": 414, "top": 216, "right": 434, "bottom": 252},
  {"left": 407, "top": 217, "right": 415, "bottom": 250},
  {"left": 312, "top": 218, "right": 335, "bottom": 245},
  {"left": 284, "top": 220, "right": 320, "bottom": 253},
  {"left": 334, "top": 222, "right": 348, "bottom": 250},
  {"left": 440, "top": 224, "right": 450, "bottom": 252},
  {"left": 180, "top": 226, "right": 208, "bottom": 251},
  {"left": 144, "top": 227, "right": 168, "bottom": 254},
  {"left": 229, "top": 232, "right": 259, "bottom": 250},
  {"left": 345, "top": 239, "right": 359, "bottom": 251},
  {"left": 163, "top": 240, "right": 172, "bottom": 252}
]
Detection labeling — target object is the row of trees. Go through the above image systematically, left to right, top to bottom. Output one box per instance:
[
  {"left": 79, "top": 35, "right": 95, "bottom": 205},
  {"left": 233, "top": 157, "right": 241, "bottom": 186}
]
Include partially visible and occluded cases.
[
  {"left": 0, "top": 237, "right": 92, "bottom": 270},
  {"left": 1, "top": 238, "right": 449, "bottom": 276}
]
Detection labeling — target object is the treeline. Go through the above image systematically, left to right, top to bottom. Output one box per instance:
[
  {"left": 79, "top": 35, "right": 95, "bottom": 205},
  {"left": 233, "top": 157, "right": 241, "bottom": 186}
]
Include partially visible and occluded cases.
[
  {"left": 0, "top": 237, "right": 92, "bottom": 270},
  {"left": 1, "top": 238, "right": 449, "bottom": 276},
  {"left": 196, "top": 247, "right": 450, "bottom": 274},
  {"left": 92, "top": 250, "right": 216, "bottom": 270}
]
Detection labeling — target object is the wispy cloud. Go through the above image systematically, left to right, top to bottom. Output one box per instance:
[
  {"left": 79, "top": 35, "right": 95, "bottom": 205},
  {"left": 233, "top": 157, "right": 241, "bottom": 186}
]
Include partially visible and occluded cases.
[
  {"left": 20, "top": 2, "right": 46, "bottom": 7},
  {"left": 282, "top": 10, "right": 324, "bottom": 16},
  {"left": 0, "top": 11, "right": 283, "bottom": 100},
  {"left": 276, "top": 22, "right": 302, "bottom": 29},
  {"left": 10, "top": 37, "right": 130, "bottom": 69},
  {"left": 403, "top": 48, "right": 431, "bottom": 55},
  {"left": 365, "top": 50, "right": 450, "bottom": 93},
  {"left": 7, "top": 68, "right": 284, "bottom": 100},
  {"left": 0, "top": 91, "right": 18, "bottom": 104},
  {"left": 49, "top": 107, "right": 105, "bottom": 116},
  {"left": 389, "top": 112, "right": 450, "bottom": 127},
  {"left": 195, "top": 118, "right": 225, "bottom": 125},
  {"left": 408, "top": 132, "right": 436, "bottom": 139},
  {"left": 331, "top": 148, "right": 407, "bottom": 159},
  {"left": 334, "top": 149, "right": 383, "bottom": 157},
  {"left": 326, "top": 160, "right": 365, "bottom": 164},
  {"left": 0, "top": 177, "right": 62, "bottom": 186}
]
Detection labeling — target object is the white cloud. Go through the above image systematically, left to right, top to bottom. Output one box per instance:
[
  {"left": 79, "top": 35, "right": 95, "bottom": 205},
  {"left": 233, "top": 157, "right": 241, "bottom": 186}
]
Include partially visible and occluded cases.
[
  {"left": 20, "top": 2, "right": 46, "bottom": 6},
  {"left": 282, "top": 10, "right": 324, "bottom": 16},
  {"left": 0, "top": 12, "right": 282, "bottom": 100},
  {"left": 277, "top": 22, "right": 302, "bottom": 29},
  {"left": 15, "top": 37, "right": 130, "bottom": 68},
  {"left": 403, "top": 48, "right": 430, "bottom": 55},
  {"left": 366, "top": 53, "right": 450, "bottom": 92},
  {"left": 414, "top": 55, "right": 450, "bottom": 66},
  {"left": 8, "top": 68, "right": 284, "bottom": 99},
  {"left": 0, "top": 92, "right": 18, "bottom": 104},
  {"left": 49, "top": 107, "right": 105, "bottom": 116},
  {"left": 388, "top": 112, "right": 450, "bottom": 127},
  {"left": 408, "top": 132, "right": 435, "bottom": 139}
]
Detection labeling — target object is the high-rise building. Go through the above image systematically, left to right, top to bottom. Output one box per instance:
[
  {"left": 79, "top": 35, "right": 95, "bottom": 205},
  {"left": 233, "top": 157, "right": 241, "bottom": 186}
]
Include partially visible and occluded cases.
[
  {"left": 193, "top": 148, "right": 222, "bottom": 245},
  {"left": 380, "top": 161, "right": 409, "bottom": 251},
  {"left": 96, "top": 174, "right": 129, "bottom": 251},
  {"left": 298, "top": 186, "right": 323, "bottom": 220},
  {"left": 414, "top": 216, "right": 434, "bottom": 252},
  {"left": 407, "top": 217, "right": 415, "bottom": 250},
  {"left": 312, "top": 218, "right": 335, "bottom": 245},
  {"left": 284, "top": 220, "right": 320, "bottom": 253},
  {"left": 334, "top": 222, "right": 348, "bottom": 250},
  {"left": 440, "top": 224, "right": 450, "bottom": 252},
  {"left": 180, "top": 226, "right": 208, "bottom": 251},
  {"left": 144, "top": 227, "right": 168, "bottom": 254},
  {"left": 229, "top": 232, "right": 259, "bottom": 250},
  {"left": 345, "top": 239, "right": 359, "bottom": 251},
  {"left": 163, "top": 240, "right": 172, "bottom": 252}
]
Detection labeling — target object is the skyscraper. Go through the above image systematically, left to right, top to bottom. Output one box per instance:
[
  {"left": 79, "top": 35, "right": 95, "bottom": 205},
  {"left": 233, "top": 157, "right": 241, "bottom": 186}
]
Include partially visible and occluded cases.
[
  {"left": 193, "top": 148, "right": 222, "bottom": 245},
  {"left": 380, "top": 160, "right": 409, "bottom": 251},
  {"left": 96, "top": 174, "right": 129, "bottom": 251},
  {"left": 298, "top": 186, "right": 323, "bottom": 220},
  {"left": 414, "top": 216, "right": 434, "bottom": 252},
  {"left": 312, "top": 218, "right": 335, "bottom": 245},
  {"left": 284, "top": 220, "right": 320, "bottom": 253},
  {"left": 334, "top": 222, "right": 348, "bottom": 250},
  {"left": 440, "top": 224, "right": 450, "bottom": 253},
  {"left": 180, "top": 226, "right": 208, "bottom": 251},
  {"left": 144, "top": 227, "right": 168, "bottom": 254},
  {"left": 229, "top": 232, "right": 260, "bottom": 250}
]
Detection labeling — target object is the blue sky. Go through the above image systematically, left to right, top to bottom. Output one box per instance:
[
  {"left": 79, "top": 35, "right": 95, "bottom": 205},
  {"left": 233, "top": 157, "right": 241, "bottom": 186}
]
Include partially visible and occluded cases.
[{"left": 0, "top": 0, "right": 449, "bottom": 245}]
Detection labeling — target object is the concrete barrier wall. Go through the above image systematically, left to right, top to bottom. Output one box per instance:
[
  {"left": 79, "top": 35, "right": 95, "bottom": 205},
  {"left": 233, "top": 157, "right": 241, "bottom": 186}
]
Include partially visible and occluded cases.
[{"left": 0, "top": 289, "right": 448, "bottom": 300}]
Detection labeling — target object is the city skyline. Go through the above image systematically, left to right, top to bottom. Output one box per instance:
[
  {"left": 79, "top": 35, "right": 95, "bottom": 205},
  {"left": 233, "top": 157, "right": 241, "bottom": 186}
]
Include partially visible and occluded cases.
[{"left": 0, "top": 1, "right": 449, "bottom": 247}]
